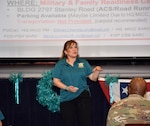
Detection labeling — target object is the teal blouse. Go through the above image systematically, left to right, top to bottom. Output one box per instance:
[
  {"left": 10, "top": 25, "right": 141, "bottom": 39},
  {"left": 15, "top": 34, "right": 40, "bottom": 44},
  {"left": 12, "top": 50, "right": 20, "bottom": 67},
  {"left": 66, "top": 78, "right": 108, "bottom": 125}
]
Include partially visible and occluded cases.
[
  {"left": 52, "top": 58, "right": 92, "bottom": 103},
  {"left": 0, "top": 110, "right": 4, "bottom": 120}
]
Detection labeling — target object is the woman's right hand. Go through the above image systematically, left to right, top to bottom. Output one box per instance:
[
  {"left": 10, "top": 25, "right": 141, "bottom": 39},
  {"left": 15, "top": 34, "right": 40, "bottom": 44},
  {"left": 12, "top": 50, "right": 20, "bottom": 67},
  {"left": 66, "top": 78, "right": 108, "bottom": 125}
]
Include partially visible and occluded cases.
[{"left": 67, "top": 86, "right": 79, "bottom": 92}]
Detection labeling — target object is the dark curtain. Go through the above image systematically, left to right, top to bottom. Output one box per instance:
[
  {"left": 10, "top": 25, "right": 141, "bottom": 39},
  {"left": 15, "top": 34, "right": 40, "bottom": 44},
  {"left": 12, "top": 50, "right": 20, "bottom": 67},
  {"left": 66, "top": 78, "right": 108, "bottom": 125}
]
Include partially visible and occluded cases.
[{"left": 0, "top": 78, "right": 110, "bottom": 126}]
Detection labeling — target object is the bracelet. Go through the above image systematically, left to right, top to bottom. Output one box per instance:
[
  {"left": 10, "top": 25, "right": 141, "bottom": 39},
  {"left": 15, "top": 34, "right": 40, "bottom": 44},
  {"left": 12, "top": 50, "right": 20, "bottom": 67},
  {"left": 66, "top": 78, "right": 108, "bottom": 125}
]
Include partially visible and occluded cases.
[{"left": 64, "top": 86, "right": 68, "bottom": 91}]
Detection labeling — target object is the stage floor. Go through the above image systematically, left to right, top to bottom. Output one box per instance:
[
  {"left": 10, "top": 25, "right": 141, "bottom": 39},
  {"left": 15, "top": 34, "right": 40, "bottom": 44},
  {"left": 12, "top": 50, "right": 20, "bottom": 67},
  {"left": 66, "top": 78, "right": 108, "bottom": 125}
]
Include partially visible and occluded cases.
[{"left": 0, "top": 63, "right": 150, "bottom": 78}]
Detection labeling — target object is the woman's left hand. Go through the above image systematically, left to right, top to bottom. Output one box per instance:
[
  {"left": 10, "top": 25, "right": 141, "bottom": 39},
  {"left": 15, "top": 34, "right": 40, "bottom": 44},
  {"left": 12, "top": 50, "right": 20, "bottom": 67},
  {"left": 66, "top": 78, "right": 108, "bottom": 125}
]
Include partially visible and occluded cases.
[{"left": 92, "top": 66, "right": 102, "bottom": 72}]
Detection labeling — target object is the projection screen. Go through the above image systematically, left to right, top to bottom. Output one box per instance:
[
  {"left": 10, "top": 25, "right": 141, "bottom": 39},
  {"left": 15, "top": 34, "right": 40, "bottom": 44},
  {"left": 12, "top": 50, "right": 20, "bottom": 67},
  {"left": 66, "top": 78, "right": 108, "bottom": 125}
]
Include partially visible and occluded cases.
[{"left": 0, "top": 0, "right": 150, "bottom": 58}]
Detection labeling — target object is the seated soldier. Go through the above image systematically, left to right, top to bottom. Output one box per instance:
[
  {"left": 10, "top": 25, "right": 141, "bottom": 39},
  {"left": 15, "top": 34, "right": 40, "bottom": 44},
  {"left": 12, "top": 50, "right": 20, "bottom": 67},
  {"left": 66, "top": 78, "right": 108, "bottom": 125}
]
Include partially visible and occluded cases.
[{"left": 106, "top": 77, "right": 150, "bottom": 126}]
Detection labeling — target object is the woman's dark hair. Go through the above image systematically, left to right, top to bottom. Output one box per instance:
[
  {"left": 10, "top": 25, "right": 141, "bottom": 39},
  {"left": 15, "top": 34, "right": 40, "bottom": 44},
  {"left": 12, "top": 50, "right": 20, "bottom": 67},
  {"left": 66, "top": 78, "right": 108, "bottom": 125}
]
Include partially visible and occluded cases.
[{"left": 61, "top": 40, "right": 79, "bottom": 59}]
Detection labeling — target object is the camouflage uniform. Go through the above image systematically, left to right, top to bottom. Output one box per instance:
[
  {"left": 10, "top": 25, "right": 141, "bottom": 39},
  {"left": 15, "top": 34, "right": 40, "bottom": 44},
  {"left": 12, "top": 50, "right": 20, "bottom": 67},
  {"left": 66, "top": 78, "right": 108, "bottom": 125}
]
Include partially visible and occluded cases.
[{"left": 106, "top": 94, "right": 150, "bottom": 126}]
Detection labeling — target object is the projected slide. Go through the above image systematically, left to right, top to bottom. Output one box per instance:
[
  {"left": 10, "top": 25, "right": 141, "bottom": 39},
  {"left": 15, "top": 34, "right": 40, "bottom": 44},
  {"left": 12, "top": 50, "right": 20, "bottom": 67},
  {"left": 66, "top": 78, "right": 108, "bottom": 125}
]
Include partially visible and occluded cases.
[{"left": 0, "top": 0, "right": 150, "bottom": 58}]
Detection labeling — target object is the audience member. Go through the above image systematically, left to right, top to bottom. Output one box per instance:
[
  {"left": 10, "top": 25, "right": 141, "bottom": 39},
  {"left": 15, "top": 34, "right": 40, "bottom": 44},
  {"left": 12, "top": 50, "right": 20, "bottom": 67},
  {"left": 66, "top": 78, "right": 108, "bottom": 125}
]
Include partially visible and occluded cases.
[
  {"left": 106, "top": 77, "right": 150, "bottom": 126},
  {"left": 0, "top": 110, "right": 5, "bottom": 126}
]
